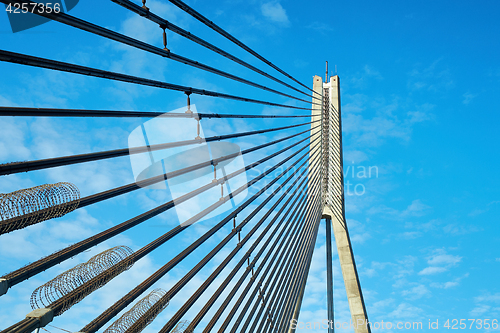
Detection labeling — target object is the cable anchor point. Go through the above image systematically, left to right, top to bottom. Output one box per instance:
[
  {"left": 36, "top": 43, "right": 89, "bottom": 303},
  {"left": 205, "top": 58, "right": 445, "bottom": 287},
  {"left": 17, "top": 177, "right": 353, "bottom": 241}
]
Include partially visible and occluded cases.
[
  {"left": 161, "top": 25, "right": 169, "bottom": 52},
  {"left": 185, "top": 91, "right": 193, "bottom": 114},
  {"left": 212, "top": 161, "right": 218, "bottom": 183}
]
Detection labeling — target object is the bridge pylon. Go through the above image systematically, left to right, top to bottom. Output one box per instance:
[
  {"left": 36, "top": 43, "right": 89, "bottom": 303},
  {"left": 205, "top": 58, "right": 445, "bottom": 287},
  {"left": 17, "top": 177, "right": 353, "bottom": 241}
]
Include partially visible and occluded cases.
[{"left": 304, "top": 73, "right": 371, "bottom": 333}]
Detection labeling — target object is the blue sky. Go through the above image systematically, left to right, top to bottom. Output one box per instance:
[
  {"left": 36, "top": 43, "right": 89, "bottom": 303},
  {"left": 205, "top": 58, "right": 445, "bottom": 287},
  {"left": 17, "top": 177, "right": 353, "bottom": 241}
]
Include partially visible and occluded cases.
[{"left": 0, "top": 0, "right": 499, "bottom": 332}]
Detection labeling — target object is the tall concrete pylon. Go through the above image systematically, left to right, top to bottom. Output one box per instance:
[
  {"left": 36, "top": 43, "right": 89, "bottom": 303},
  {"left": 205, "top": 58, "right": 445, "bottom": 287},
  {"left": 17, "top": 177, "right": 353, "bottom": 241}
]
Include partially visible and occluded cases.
[{"left": 309, "top": 73, "right": 371, "bottom": 333}]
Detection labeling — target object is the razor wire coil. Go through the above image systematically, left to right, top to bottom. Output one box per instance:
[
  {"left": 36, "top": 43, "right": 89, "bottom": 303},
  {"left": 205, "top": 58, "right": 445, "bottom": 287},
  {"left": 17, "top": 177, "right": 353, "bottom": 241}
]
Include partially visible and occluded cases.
[
  {"left": 0, "top": 182, "right": 80, "bottom": 235},
  {"left": 30, "top": 246, "right": 134, "bottom": 315},
  {"left": 103, "top": 288, "right": 168, "bottom": 333},
  {"left": 172, "top": 320, "right": 192, "bottom": 333}
]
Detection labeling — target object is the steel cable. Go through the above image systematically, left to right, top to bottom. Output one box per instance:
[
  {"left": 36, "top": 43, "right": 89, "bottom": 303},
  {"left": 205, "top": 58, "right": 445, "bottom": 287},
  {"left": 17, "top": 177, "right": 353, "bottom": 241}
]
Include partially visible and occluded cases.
[
  {"left": 110, "top": 0, "right": 320, "bottom": 102},
  {"left": 164, "top": 0, "right": 321, "bottom": 96},
  {"left": 0, "top": 1, "right": 318, "bottom": 106},
  {"left": 0, "top": 50, "right": 313, "bottom": 111},
  {"left": 0, "top": 106, "right": 311, "bottom": 119},
  {"left": 0, "top": 119, "right": 317, "bottom": 175},
  {"left": 1, "top": 128, "right": 316, "bottom": 291},
  {"left": 80, "top": 136, "right": 320, "bottom": 333},
  {"left": 159, "top": 144, "right": 322, "bottom": 332},
  {"left": 195, "top": 152, "right": 322, "bottom": 332},
  {"left": 235, "top": 164, "right": 322, "bottom": 333},
  {"left": 225, "top": 180, "right": 322, "bottom": 333}
]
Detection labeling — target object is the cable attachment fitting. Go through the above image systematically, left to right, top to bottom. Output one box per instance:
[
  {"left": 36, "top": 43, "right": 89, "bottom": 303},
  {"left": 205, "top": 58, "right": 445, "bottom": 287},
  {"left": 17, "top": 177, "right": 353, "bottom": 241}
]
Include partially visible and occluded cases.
[
  {"left": 142, "top": 0, "right": 149, "bottom": 10},
  {"left": 160, "top": 25, "right": 169, "bottom": 52},
  {"left": 185, "top": 91, "right": 192, "bottom": 114},
  {"left": 195, "top": 115, "right": 201, "bottom": 140},
  {"left": 212, "top": 161, "right": 218, "bottom": 183},
  {"left": 219, "top": 182, "right": 224, "bottom": 201},
  {"left": 247, "top": 257, "right": 255, "bottom": 276}
]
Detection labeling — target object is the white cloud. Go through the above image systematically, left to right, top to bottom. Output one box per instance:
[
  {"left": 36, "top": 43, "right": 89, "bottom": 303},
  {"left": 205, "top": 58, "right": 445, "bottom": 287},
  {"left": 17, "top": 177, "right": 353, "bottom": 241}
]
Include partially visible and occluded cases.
[
  {"left": 261, "top": 2, "right": 290, "bottom": 25},
  {"left": 306, "top": 22, "right": 333, "bottom": 34},
  {"left": 407, "top": 59, "right": 454, "bottom": 93},
  {"left": 363, "top": 65, "right": 383, "bottom": 80},
  {"left": 346, "top": 66, "right": 383, "bottom": 90},
  {"left": 462, "top": 91, "right": 477, "bottom": 105},
  {"left": 342, "top": 101, "right": 434, "bottom": 147},
  {"left": 0, "top": 117, "right": 31, "bottom": 162},
  {"left": 343, "top": 150, "right": 369, "bottom": 163},
  {"left": 368, "top": 199, "right": 431, "bottom": 220},
  {"left": 402, "top": 199, "right": 432, "bottom": 217},
  {"left": 468, "top": 208, "right": 486, "bottom": 217},
  {"left": 0, "top": 209, "right": 101, "bottom": 260},
  {"left": 346, "top": 219, "right": 371, "bottom": 244},
  {"left": 442, "top": 223, "right": 480, "bottom": 235},
  {"left": 400, "top": 231, "right": 422, "bottom": 239},
  {"left": 418, "top": 249, "right": 462, "bottom": 275},
  {"left": 427, "top": 253, "right": 461, "bottom": 266},
  {"left": 363, "top": 261, "right": 393, "bottom": 278},
  {"left": 418, "top": 266, "right": 447, "bottom": 275},
  {"left": 430, "top": 274, "right": 468, "bottom": 289},
  {"left": 440, "top": 281, "right": 459, "bottom": 288},
  {"left": 401, "top": 284, "right": 429, "bottom": 300},
  {"left": 470, "top": 293, "right": 500, "bottom": 319},
  {"left": 475, "top": 293, "right": 500, "bottom": 303},
  {"left": 387, "top": 302, "right": 424, "bottom": 320},
  {"left": 469, "top": 304, "right": 491, "bottom": 317}
]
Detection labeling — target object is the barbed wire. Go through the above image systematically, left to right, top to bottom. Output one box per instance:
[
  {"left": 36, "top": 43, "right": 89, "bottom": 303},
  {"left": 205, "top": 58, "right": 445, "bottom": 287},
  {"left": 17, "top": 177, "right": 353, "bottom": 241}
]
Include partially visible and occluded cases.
[
  {"left": 0, "top": 182, "right": 80, "bottom": 235},
  {"left": 30, "top": 246, "right": 134, "bottom": 314},
  {"left": 103, "top": 288, "right": 168, "bottom": 333},
  {"left": 172, "top": 320, "right": 191, "bottom": 333}
]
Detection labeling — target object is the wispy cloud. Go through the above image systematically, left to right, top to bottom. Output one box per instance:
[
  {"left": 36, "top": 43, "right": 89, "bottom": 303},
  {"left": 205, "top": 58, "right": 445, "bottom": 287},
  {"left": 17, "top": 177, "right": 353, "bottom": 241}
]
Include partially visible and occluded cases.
[
  {"left": 261, "top": 1, "right": 290, "bottom": 25},
  {"left": 306, "top": 21, "right": 333, "bottom": 34},
  {"left": 407, "top": 59, "right": 454, "bottom": 93},
  {"left": 347, "top": 65, "right": 383, "bottom": 89},
  {"left": 462, "top": 91, "right": 478, "bottom": 105},
  {"left": 342, "top": 98, "right": 435, "bottom": 147},
  {"left": 368, "top": 199, "right": 432, "bottom": 220},
  {"left": 442, "top": 223, "right": 480, "bottom": 235},
  {"left": 418, "top": 249, "right": 462, "bottom": 275},
  {"left": 418, "top": 266, "right": 448, "bottom": 275},
  {"left": 431, "top": 274, "right": 469, "bottom": 289},
  {"left": 401, "top": 284, "right": 430, "bottom": 300},
  {"left": 470, "top": 292, "right": 500, "bottom": 318},
  {"left": 475, "top": 293, "right": 500, "bottom": 303},
  {"left": 387, "top": 302, "right": 424, "bottom": 320}
]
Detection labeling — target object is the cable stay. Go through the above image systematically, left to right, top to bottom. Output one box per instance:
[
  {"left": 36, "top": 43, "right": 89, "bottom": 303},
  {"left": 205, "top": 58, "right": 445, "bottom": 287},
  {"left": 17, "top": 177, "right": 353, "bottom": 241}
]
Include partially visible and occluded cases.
[
  {"left": 110, "top": 0, "right": 320, "bottom": 102},
  {"left": 163, "top": 0, "right": 322, "bottom": 96},
  {"left": 0, "top": 50, "right": 314, "bottom": 111}
]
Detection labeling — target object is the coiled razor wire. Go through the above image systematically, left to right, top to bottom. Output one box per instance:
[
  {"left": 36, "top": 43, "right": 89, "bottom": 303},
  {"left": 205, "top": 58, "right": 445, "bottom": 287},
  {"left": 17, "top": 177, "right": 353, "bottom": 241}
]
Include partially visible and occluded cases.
[
  {"left": 0, "top": 182, "right": 80, "bottom": 235},
  {"left": 30, "top": 246, "right": 134, "bottom": 315},
  {"left": 103, "top": 289, "right": 168, "bottom": 333},
  {"left": 172, "top": 320, "right": 191, "bottom": 333}
]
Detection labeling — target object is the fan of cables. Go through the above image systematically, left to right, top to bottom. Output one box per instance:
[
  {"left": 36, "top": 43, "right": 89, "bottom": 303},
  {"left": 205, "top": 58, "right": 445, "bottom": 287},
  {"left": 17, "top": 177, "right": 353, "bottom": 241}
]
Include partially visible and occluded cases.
[{"left": 0, "top": 182, "right": 80, "bottom": 235}]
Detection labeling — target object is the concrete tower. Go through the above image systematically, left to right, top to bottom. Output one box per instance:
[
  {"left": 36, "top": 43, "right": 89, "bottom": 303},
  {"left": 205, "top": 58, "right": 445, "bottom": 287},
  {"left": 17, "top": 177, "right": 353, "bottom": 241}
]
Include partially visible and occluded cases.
[{"left": 309, "top": 73, "right": 371, "bottom": 333}]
